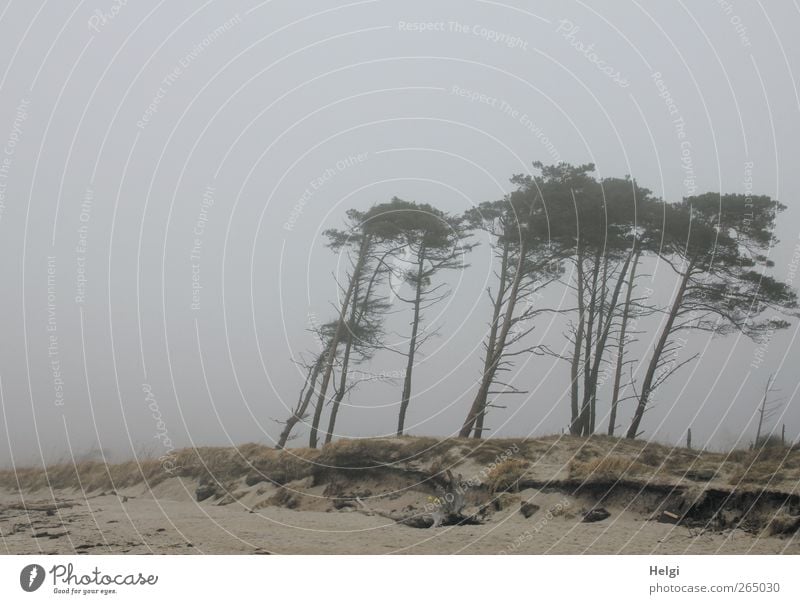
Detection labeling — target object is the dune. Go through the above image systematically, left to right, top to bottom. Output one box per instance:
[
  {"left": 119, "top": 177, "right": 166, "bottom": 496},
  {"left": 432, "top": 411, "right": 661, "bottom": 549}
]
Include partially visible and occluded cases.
[{"left": 1, "top": 435, "right": 799, "bottom": 554}]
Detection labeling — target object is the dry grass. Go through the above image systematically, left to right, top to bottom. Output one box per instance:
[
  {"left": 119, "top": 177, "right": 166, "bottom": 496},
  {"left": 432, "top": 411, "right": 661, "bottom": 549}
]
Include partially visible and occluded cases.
[
  {"left": 2, "top": 435, "right": 799, "bottom": 497},
  {"left": 562, "top": 435, "right": 800, "bottom": 489},
  {"left": 315, "top": 436, "right": 454, "bottom": 468},
  {"left": 463, "top": 438, "right": 527, "bottom": 465},
  {"left": 0, "top": 444, "right": 321, "bottom": 493},
  {"left": 726, "top": 445, "right": 800, "bottom": 486},
  {"left": 246, "top": 446, "right": 318, "bottom": 484},
  {"left": 569, "top": 454, "right": 656, "bottom": 481},
  {"left": 0, "top": 458, "right": 174, "bottom": 493},
  {"left": 486, "top": 459, "right": 528, "bottom": 492}
]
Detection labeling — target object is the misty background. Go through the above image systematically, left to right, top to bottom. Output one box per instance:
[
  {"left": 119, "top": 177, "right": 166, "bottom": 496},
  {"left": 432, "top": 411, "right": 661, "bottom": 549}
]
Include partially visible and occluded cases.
[{"left": 1, "top": 0, "right": 799, "bottom": 466}]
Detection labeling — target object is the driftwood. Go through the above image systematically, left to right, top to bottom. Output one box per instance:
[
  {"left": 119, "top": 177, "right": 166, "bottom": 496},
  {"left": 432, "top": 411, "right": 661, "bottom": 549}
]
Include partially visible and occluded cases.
[
  {"left": 353, "top": 470, "right": 486, "bottom": 529},
  {"left": 354, "top": 497, "right": 484, "bottom": 529},
  {"left": 354, "top": 498, "right": 433, "bottom": 528},
  {"left": 658, "top": 510, "right": 681, "bottom": 524}
]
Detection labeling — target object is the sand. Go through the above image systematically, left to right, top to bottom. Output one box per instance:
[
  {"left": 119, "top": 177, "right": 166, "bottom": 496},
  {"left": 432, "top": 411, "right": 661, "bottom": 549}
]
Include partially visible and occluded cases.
[{"left": 1, "top": 482, "right": 798, "bottom": 555}]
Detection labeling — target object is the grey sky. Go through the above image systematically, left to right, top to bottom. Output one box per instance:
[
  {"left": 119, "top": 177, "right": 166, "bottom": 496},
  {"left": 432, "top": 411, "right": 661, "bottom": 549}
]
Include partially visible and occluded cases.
[{"left": 1, "top": 0, "right": 800, "bottom": 466}]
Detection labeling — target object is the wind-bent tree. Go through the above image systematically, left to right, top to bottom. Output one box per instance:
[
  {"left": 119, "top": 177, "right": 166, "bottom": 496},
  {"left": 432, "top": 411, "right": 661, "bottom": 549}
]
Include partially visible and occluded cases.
[
  {"left": 519, "top": 165, "right": 657, "bottom": 436},
  {"left": 459, "top": 170, "right": 565, "bottom": 438},
  {"left": 557, "top": 174, "right": 647, "bottom": 435},
  {"left": 575, "top": 177, "right": 669, "bottom": 435},
  {"left": 626, "top": 194, "right": 798, "bottom": 438},
  {"left": 372, "top": 198, "right": 475, "bottom": 436},
  {"left": 307, "top": 207, "right": 399, "bottom": 448},
  {"left": 322, "top": 230, "right": 397, "bottom": 444},
  {"left": 307, "top": 235, "right": 370, "bottom": 448},
  {"left": 573, "top": 245, "right": 636, "bottom": 435},
  {"left": 607, "top": 246, "right": 643, "bottom": 436},
  {"left": 322, "top": 297, "right": 387, "bottom": 444},
  {"left": 278, "top": 310, "right": 383, "bottom": 448},
  {"left": 276, "top": 321, "right": 338, "bottom": 449},
  {"left": 277, "top": 344, "right": 325, "bottom": 449}
]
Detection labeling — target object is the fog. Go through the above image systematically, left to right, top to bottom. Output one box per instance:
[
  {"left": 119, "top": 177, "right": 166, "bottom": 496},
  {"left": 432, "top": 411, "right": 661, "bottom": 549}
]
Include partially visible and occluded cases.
[{"left": 1, "top": 0, "right": 799, "bottom": 466}]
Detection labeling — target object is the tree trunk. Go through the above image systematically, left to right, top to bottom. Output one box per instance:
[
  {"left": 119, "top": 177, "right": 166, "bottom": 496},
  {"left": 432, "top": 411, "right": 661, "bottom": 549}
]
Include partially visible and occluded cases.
[
  {"left": 461, "top": 235, "right": 528, "bottom": 438},
  {"left": 309, "top": 236, "right": 371, "bottom": 448},
  {"left": 463, "top": 241, "right": 508, "bottom": 438},
  {"left": 473, "top": 242, "right": 510, "bottom": 438},
  {"left": 397, "top": 249, "right": 427, "bottom": 436},
  {"left": 580, "top": 249, "right": 634, "bottom": 437},
  {"left": 578, "top": 250, "right": 601, "bottom": 435},
  {"left": 608, "top": 250, "right": 640, "bottom": 436},
  {"left": 324, "top": 251, "right": 389, "bottom": 444},
  {"left": 569, "top": 252, "right": 585, "bottom": 435},
  {"left": 590, "top": 255, "right": 609, "bottom": 433},
  {"left": 626, "top": 263, "right": 692, "bottom": 439},
  {"left": 323, "top": 314, "right": 358, "bottom": 445},
  {"left": 277, "top": 352, "right": 325, "bottom": 449},
  {"left": 753, "top": 374, "right": 773, "bottom": 447}
]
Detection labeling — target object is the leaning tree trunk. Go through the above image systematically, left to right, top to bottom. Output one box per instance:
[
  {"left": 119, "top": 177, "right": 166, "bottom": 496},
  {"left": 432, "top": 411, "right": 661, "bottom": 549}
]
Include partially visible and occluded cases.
[
  {"left": 309, "top": 236, "right": 371, "bottom": 448},
  {"left": 461, "top": 236, "right": 528, "bottom": 438},
  {"left": 473, "top": 241, "right": 510, "bottom": 438},
  {"left": 580, "top": 248, "right": 634, "bottom": 437},
  {"left": 397, "top": 249, "right": 426, "bottom": 436},
  {"left": 325, "top": 250, "right": 392, "bottom": 443},
  {"left": 578, "top": 250, "right": 601, "bottom": 436},
  {"left": 608, "top": 250, "right": 640, "bottom": 436},
  {"left": 569, "top": 251, "right": 585, "bottom": 435},
  {"left": 590, "top": 255, "right": 609, "bottom": 433},
  {"left": 626, "top": 263, "right": 692, "bottom": 439},
  {"left": 323, "top": 267, "right": 366, "bottom": 445},
  {"left": 323, "top": 320, "right": 356, "bottom": 445},
  {"left": 276, "top": 351, "right": 325, "bottom": 449}
]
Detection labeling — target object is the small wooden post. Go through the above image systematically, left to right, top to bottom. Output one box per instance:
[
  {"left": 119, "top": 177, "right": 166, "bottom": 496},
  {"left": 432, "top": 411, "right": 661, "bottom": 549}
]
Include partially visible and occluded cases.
[
  {"left": 782, "top": 424, "right": 786, "bottom": 447},
  {"left": 686, "top": 428, "right": 692, "bottom": 450}
]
